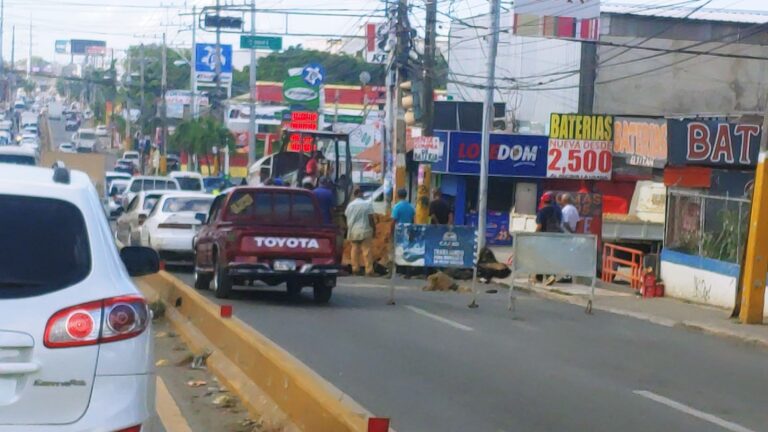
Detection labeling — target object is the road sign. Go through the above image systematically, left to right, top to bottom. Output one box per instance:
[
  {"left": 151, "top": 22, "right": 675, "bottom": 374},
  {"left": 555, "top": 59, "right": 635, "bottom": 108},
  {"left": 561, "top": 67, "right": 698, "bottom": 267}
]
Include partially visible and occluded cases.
[
  {"left": 240, "top": 35, "right": 282, "bottom": 51},
  {"left": 55, "top": 40, "right": 68, "bottom": 54},
  {"left": 194, "top": 43, "right": 233, "bottom": 74}
]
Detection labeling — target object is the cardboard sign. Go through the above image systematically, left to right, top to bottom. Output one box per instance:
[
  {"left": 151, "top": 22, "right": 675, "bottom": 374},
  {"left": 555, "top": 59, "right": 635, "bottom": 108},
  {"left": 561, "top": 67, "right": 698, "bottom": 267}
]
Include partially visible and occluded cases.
[
  {"left": 547, "top": 114, "right": 613, "bottom": 180},
  {"left": 667, "top": 119, "right": 761, "bottom": 167},
  {"left": 413, "top": 136, "right": 443, "bottom": 163}
]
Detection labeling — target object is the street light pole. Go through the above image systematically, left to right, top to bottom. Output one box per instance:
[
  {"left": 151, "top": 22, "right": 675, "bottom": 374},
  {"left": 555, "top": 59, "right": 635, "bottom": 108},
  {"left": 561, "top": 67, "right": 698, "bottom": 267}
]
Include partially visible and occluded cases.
[{"left": 248, "top": 0, "right": 257, "bottom": 165}]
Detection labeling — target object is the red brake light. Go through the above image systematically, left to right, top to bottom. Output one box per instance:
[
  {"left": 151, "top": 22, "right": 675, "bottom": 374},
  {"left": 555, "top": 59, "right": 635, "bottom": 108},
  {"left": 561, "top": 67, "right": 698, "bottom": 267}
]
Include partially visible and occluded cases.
[
  {"left": 45, "top": 296, "right": 149, "bottom": 349},
  {"left": 114, "top": 425, "right": 142, "bottom": 432}
]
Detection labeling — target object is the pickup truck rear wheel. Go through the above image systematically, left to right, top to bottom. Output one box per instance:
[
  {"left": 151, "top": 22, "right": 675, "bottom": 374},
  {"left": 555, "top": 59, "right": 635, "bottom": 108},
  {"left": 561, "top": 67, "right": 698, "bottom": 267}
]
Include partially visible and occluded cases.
[
  {"left": 213, "top": 260, "right": 232, "bottom": 299},
  {"left": 194, "top": 268, "right": 212, "bottom": 290},
  {"left": 313, "top": 282, "right": 333, "bottom": 304}
]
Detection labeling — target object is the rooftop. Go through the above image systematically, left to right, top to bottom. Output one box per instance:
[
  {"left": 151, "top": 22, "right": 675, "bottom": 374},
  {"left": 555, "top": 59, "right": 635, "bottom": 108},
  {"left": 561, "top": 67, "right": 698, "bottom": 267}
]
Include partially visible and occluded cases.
[{"left": 603, "top": 2, "right": 768, "bottom": 24}]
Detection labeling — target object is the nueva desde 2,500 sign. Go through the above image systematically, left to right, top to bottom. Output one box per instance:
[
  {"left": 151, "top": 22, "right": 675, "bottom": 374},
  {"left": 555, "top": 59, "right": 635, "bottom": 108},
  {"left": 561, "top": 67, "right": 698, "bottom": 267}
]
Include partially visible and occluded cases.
[{"left": 547, "top": 113, "right": 613, "bottom": 180}]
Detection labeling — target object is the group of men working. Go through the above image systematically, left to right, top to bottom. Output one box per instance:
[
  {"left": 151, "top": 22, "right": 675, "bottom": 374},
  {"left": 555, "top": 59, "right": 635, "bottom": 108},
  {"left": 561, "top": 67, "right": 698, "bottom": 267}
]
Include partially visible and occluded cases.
[
  {"left": 345, "top": 188, "right": 453, "bottom": 277},
  {"left": 535, "top": 192, "right": 580, "bottom": 234}
]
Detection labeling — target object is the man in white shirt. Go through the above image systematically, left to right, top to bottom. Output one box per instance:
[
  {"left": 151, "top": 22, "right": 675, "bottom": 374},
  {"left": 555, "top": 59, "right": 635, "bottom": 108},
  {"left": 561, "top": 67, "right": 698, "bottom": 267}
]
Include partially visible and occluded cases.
[
  {"left": 344, "top": 187, "right": 376, "bottom": 276},
  {"left": 560, "top": 193, "right": 580, "bottom": 233}
]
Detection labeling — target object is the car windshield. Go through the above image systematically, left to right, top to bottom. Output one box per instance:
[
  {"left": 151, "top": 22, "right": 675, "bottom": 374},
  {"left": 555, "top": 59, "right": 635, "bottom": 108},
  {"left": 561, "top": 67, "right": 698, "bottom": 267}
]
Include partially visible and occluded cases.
[
  {"left": 79, "top": 132, "right": 96, "bottom": 140},
  {"left": 0, "top": 155, "right": 35, "bottom": 165},
  {"left": 176, "top": 177, "right": 203, "bottom": 191},
  {"left": 225, "top": 191, "right": 318, "bottom": 224},
  {"left": 143, "top": 194, "right": 163, "bottom": 210},
  {"left": 0, "top": 195, "right": 91, "bottom": 298},
  {"left": 162, "top": 197, "right": 213, "bottom": 213}
]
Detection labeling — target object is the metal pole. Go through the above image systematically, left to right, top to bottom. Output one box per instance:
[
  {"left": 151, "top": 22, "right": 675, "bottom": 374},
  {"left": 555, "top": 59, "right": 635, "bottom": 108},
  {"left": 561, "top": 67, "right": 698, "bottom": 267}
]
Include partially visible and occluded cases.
[
  {"left": 1, "top": 0, "right": 4, "bottom": 87},
  {"left": 214, "top": 0, "right": 222, "bottom": 116},
  {"left": 248, "top": 0, "right": 257, "bottom": 165},
  {"left": 469, "top": 0, "right": 501, "bottom": 309},
  {"left": 191, "top": 5, "right": 197, "bottom": 119},
  {"left": 26, "top": 17, "right": 30, "bottom": 80},
  {"left": 161, "top": 32, "right": 168, "bottom": 157},
  {"left": 140, "top": 43, "right": 145, "bottom": 128},
  {"left": 125, "top": 53, "right": 131, "bottom": 152}
]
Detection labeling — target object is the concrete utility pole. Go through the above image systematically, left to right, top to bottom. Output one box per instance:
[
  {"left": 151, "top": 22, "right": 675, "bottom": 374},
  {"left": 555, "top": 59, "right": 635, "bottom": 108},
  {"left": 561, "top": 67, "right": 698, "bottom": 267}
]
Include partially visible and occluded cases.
[
  {"left": 1, "top": 0, "right": 4, "bottom": 86},
  {"left": 214, "top": 0, "right": 222, "bottom": 117},
  {"left": 248, "top": 0, "right": 257, "bottom": 165},
  {"left": 392, "top": 0, "right": 409, "bottom": 206},
  {"left": 415, "top": 0, "right": 437, "bottom": 224},
  {"left": 469, "top": 0, "right": 502, "bottom": 309},
  {"left": 191, "top": 5, "right": 197, "bottom": 119},
  {"left": 26, "top": 18, "right": 30, "bottom": 79},
  {"left": 9, "top": 24, "right": 14, "bottom": 103},
  {"left": 161, "top": 32, "right": 168, "bottom": 158},
  {"left": 140, "top": 43, "right": 145, "bottom": 124},
  {"left": 125, "top": 53, "right": 131, "bottom": 151},
  {"left": 739, "top": 99, "right": 768, "bottom": 324}
]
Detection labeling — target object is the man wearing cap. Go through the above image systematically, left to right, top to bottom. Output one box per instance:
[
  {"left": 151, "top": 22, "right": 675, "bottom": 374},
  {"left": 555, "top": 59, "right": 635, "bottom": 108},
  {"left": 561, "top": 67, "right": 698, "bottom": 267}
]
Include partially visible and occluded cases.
[{"left": 536, "top": 192, "right": 563, "bottom": 233}]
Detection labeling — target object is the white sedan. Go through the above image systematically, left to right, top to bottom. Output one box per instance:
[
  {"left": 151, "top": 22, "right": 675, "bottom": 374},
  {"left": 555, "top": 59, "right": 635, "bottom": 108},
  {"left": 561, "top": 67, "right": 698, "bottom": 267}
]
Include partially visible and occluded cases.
[
  {"left": 95, "top": 124, "right": 109, "bottom": 136},
  {"left": 58, "top": 142, "right": 76, "bottom": 153},
  {"left": 115, "top": 190, "right": 166, "bottom": 246},
  {"left": 139, "top": 193, "right": 213, "bottom": 261}
]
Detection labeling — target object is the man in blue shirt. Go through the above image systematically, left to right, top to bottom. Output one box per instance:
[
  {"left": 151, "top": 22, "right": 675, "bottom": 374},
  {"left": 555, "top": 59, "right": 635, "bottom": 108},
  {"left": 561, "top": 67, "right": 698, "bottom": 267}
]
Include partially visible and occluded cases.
[
  {"left": 313, "top": 177, "right": 335, "bottom": 224},
  {"left": 391, "top": 188, "right": 415, "bottom": 224}
]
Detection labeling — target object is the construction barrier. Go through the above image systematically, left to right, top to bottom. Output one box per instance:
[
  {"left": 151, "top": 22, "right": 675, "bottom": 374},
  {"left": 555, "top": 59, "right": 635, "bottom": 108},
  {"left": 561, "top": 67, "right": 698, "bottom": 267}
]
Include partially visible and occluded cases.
[
  {"left": 511, "top": 232, "right": 599, "bottom": 312},
  {"left": 601, "top": 242, "right": 644, "bottom": 291},
  {"left": 134, "top": 272, "right": 385, "bottom": 432}
]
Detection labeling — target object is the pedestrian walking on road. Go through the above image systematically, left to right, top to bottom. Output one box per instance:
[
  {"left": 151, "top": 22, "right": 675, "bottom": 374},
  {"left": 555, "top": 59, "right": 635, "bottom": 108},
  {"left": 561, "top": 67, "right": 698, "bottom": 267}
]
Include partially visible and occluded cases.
[
  {"left": 345, "top": 187, "right": 375, "bottom": 276},
  {"left": 429, "top": 189, "right": 453, "bottom": 225},
  {"left": 559, "top": 193, "right": 579, "bottom": 233}
]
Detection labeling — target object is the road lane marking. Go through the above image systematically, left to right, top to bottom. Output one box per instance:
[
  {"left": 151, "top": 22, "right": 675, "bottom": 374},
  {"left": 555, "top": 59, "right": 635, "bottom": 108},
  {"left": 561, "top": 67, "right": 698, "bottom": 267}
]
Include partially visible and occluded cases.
[
  {"left": 405, "top": 305, "right": 474, "bottom": 331},
  {"left": 156, "top": 376, "right": 194, "bottom": 432},
  {"left": 633, "top": 390, "right": 756, "bottom": 432}
]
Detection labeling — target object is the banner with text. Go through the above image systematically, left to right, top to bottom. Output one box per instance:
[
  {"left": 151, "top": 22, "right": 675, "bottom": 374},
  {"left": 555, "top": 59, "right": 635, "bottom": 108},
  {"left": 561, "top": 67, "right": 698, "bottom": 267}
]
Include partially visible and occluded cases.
[
  {"left": 547, "top": 113, "right": 613, "bottom": 180},
  {"left": 613, "top": 117, "right": 667, "bottom": 168},
  {"left": 667, "top": 119, "right": 761, "bottom": 168},
  {"left": 413, "top": 136, "right": 443, "bottom": 163},
  {"left": 395, "top": 224, "right": 477, "bottom": 268}
]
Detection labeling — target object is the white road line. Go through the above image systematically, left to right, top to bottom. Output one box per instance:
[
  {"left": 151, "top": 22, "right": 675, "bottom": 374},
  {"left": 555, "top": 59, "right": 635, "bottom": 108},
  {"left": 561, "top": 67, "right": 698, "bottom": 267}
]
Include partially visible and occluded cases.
[
  {"left": 405, "top": 305, "right": 474, "bottom": 331},
  {"left": 156, "top": 376, "right": 194, "bottom": 432},
  {"left": 633, "top": 390, "right": 757, "bottom": 432}
]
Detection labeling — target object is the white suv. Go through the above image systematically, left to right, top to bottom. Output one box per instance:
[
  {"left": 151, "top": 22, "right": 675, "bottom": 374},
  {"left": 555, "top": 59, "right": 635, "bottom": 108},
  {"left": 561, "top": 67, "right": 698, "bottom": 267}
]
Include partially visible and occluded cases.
[{"left": 0, "top": 164, "right": 159, "bottom": 431}]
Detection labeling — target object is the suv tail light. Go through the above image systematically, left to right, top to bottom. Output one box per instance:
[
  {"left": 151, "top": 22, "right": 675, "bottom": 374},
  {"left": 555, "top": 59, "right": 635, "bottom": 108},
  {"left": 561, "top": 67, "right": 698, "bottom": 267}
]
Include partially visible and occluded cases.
[{"left": 44, "top": 296, "right": 149, "bottom": 348}]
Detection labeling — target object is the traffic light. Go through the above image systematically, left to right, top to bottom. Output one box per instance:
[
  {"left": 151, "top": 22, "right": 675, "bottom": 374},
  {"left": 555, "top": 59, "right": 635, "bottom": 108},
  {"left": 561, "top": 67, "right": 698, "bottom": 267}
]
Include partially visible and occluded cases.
[{"left": 400, "top": 80, "right": 423, "bottom": 126}]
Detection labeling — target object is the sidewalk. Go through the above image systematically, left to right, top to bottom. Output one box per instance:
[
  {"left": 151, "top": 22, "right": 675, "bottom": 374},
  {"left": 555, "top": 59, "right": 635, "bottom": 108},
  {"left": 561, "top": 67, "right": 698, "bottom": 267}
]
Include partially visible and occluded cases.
[{"left": 490, "top": 247, "right": 768, "bottom": 348}]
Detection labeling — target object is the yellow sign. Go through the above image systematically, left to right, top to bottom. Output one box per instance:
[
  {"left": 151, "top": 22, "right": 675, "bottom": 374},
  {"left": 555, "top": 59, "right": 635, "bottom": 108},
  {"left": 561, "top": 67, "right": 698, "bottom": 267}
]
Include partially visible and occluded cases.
[{"left": 549, "top": 114, "right": 613, "bottom": 141}]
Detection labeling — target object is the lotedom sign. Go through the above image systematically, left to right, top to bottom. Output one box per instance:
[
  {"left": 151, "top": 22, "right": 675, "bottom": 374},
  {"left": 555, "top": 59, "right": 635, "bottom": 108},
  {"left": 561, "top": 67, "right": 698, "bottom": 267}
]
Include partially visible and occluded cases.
[
  {"left": 613, "top": 117, "right": 667, "bottom": 168},
  {"left": 667, "top": 119, "right": 761, "bottom": 167}
]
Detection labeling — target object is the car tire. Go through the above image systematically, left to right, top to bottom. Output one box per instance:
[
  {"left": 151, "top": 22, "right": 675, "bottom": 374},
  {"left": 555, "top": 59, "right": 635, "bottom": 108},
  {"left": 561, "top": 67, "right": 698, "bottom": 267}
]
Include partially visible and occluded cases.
[
  {"left": 213, "top": 259, "right": 232, "bottom": 299},
  {"left": 194, "top": 267, "right": 212, "bottom": 290},
  {"left": 287, "top": 281, "right": 302, "bottom": 298},
  {"left": 312, "top": 281, "right": 332, "bottom": 304}
]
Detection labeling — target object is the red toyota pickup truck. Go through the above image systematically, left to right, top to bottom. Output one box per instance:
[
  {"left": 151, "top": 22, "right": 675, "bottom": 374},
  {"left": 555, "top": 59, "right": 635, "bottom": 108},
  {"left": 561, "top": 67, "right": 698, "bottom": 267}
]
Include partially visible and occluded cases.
[{"left": 193, "top": 186, "right": 339, "bottom": 302}]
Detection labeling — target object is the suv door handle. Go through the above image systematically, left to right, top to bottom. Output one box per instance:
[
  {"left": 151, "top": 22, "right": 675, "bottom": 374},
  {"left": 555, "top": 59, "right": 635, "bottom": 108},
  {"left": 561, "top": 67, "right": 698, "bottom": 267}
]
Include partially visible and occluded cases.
[{"left": 0, "top": 362, "right": 40, "bottom": 375}]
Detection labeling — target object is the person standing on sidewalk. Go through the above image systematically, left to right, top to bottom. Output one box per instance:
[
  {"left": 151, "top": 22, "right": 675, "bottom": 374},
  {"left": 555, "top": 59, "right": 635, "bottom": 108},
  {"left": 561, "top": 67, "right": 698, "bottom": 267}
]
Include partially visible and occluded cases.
[
  {"left": 345, "top": 187, "right": 376, "bottom": 276},
  {"left": 392, "top": 188, "right": 416, "bottom": 278},
  {"left": 429, "top": 189, "right": 453, "bottom": 225},
  {"left": 535, "top": 192, "right": 563, "bottom": 285},
  {"left": 559, "top": 193, "right": 580, "bottom": 233}
]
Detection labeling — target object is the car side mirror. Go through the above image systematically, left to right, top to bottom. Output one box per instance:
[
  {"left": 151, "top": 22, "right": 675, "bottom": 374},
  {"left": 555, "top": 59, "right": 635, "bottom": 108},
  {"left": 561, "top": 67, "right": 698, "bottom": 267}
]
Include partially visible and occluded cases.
[
  {"left": 195, "top": 212, "right": 207, "bottom": 224},
  {"left": 120, "top": 246, "right": 160, "bottom": 277}
]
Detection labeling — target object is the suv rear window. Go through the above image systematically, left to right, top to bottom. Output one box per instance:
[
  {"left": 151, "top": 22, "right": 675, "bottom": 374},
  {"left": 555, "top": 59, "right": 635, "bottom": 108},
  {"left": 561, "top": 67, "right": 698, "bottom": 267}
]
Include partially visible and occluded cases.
[
  {"left": 0, "top": 155, "right": 36, "bottom": 165},
  {"left": 176, "top": 177, "right": 202, "bottom": 191},
  {"left": 226, "top": 191, "right": 318, "bottom": 224},
  {"left": 0, "top": 195, "right": 91, "bottom": 298}
]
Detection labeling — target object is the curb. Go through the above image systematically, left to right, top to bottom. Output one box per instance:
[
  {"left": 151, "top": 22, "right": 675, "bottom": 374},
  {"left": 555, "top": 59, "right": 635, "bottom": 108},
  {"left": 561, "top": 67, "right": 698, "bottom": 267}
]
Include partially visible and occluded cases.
[
  {"left": 135, "top": 272, "right": 385, "bottom": 432},
  {"left": 510, "top": 282, "right": 768, "bottom": 349}
]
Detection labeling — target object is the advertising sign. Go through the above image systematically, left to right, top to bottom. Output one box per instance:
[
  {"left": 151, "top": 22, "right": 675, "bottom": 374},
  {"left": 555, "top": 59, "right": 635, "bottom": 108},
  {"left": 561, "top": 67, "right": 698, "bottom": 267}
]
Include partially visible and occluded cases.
[
  {"left": 513, "top": 0, "right": 601, "bottom": 41},
  {"left": 365, "top": 22, "right": 389, "bottom": 64},
  {"left": 70, "top": 39, "right": 106, "bottom": 55},
  {"left": 55, "top": 40, "right": 68, "bottom": 54},
  {"left": 194, "top": 43, "right": 233, "bottom": 84},
  {"left": 283, "top": 75, "right": 320, "bottom": 110},
  {"left": 547, "top": 113, "right": 613, "bottom": 180},
  {"left": 613, "top": 117, "right": 667, "bottom": 168},
  {"left": 667, "top": 119, "right": 761, "bottom": 167},
  {"left": 436, "top": 131, "right": 548, "bottom": 177},
  {"left": 413, "top": 136, "right": 443, "bottom": 163},
  {"left": 551, "top": 191, "right": 603, "bottom": 240},
  {"left": 467, "top": 211, "right": 512, "bottom": 246},
  {"left": 395, "top": 224, "right": 477, "bottom": 268}
]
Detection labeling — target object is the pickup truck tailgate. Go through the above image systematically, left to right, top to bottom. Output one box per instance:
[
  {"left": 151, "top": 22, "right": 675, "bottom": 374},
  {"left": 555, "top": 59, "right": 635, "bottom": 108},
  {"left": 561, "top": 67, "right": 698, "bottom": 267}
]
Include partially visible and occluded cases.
[{"left": 238, "top": 229, "right": 336, "bottom": 259}]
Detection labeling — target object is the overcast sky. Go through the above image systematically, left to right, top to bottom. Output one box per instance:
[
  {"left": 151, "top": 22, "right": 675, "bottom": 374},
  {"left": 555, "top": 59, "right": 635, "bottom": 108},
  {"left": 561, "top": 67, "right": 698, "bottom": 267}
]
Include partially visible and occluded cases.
[{"left": 1, "top": 0, "right": 767, "bottom": 68}]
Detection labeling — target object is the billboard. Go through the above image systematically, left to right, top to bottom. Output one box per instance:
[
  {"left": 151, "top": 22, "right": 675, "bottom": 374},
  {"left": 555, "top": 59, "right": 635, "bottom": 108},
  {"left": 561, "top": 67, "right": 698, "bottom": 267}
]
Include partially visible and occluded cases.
[
  {"left": 513, "top": 0, "right": 601, "bottom": 41},
  {"left": 365, "top": 22, "right": 389, "bottom": 64},
  {"left": 70, "top": 39, "right": 106, "bottom": 55},
  {"left": 55, "top": 40, "right": 68, "bottom": 54},
  {"left": 547, "top": 113, "right": 613, "bottom": 180},
  {"left": 613, "top": 117, "right": 667, "bottom": 168},
  {"left": 667, "top": 119, "right": 761, "bottom": 168},
  {"left": 395, "top": 224, "right": 477, "bottom": 268}
]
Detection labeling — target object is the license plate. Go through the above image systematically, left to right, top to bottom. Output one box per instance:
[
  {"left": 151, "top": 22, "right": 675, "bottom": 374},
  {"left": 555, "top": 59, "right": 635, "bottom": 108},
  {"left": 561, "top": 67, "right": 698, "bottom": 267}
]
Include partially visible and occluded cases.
[{"left": 274, "top": 259, "right": 296, "bottom": 271}]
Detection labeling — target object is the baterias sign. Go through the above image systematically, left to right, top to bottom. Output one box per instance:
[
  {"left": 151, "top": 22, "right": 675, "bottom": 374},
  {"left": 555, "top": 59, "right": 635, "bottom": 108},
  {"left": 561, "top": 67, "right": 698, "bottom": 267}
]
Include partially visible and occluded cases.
[
  {"left": 547, "top": 113, "right": 613, "bottom": 180},
  {"left": 667, "top": 119, "right": 761, "bottom": 167}
]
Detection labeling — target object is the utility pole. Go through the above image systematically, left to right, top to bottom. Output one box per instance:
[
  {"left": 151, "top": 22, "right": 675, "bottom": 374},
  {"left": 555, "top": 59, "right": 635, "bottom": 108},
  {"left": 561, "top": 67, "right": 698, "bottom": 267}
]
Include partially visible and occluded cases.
[
  {"left": 1, "top": 0, "right": 5, "bottom": 95},
  {"left": 214, "top": 0, "right": 222, "bottom": 118},
  {"left": 247, "top": 0, "right": 257, "bottom": 164},
  {"left": 392, "top": 0, "right": 408, "bottom": 206},
  {"left": 415, "top": 0, "right": 437, "bottom": 224},
  {"left": 469, "top": 0, "right": 501, "bottom": 309},
  {"left": 191, "top": 5, "right": 197, "bottom": 119},
  {"left": 26, "top": 18, "right": 31, "bottom": 80},
  {"left": 9, "top": 24, "right": 14, "bottom": 104},
  {"left": 161, "top": 32, "right": 168, "bottom": 159},
  {"left": 140, "top": 43, "right": 145, "bottom": 131},
  {"left": 125, "top": 52, "right": 131, "bottom": 152}
]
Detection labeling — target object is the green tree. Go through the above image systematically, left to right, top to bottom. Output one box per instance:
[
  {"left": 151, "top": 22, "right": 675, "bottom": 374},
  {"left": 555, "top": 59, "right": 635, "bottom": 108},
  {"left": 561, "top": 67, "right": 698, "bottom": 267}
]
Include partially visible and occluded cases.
[
  {"left": 254, "top": 46, "right": 386, "bottom": 86},
  {"left": 169, "top": 117, "right": 234, "bottom": 173}
]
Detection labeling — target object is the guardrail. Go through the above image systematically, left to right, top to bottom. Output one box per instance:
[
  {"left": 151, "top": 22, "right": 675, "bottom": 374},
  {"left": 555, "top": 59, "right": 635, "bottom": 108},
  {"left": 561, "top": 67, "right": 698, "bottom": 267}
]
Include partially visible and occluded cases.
[{"left": 601, "top": 242, "right": 644, "bottom": 290}]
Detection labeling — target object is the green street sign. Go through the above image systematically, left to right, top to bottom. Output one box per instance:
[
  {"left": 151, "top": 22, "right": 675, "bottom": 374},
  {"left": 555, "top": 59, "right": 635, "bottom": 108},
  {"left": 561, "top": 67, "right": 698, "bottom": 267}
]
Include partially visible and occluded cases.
[{"left": 240, "top": 35, "right": 282, "bottom": 51}]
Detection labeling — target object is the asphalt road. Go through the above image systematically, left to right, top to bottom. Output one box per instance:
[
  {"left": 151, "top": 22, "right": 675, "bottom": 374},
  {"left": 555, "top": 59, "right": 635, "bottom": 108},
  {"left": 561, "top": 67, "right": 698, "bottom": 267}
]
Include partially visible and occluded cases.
[
  {"left": 47, "top": 117, "right": 116, "bottom": 169},
  {"left": 171, "top": 270, "right": 768, "bottom": 432}
]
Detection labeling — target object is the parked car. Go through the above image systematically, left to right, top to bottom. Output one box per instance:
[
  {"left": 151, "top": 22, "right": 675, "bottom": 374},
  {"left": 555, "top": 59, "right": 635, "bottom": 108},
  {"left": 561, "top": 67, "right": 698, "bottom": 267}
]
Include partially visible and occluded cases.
[
  {"left": 95, "top": 124, "right": 108, "bottom": 137},
  {"left": 58, "top": 141, "right": 76, "bottom": 153},
  {"left": 0, "top": 145, "right": 38, "bottom": 166},
  {"left": 0, "top": 163, "right": 159, "bottom": 431},
  {"left": 170, "top": 171, "right": 204, "bottom": 192},
  {"left": 123, "top": 176, "right": 180, "bottom": 209},
  {"left": 194, "top": 186, "right": 339, "bottom": 301},
  {"left": 115, "top": 190, "right": 167, "bottom": 246},
  {"left": 139, "top": 192, "right": 214, "bottom": 262}
]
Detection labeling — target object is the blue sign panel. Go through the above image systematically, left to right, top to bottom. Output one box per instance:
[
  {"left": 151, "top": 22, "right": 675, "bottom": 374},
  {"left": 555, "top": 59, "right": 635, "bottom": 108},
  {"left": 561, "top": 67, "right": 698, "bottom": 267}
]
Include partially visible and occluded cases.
[
  {"left": 195, "top": 43, "right": 233, "bottom": 73},
  {"left": 301, "top": 63, "right": 326, "bottom": 87},
  {"left": 431, "top": 130, "right": 547, "bottom": 178},
  {"left": 466, "top": 211, "right": 512, "bottom": 246},
  {"left": 395, "top": 224, "right": 477, "bottom": 268}
]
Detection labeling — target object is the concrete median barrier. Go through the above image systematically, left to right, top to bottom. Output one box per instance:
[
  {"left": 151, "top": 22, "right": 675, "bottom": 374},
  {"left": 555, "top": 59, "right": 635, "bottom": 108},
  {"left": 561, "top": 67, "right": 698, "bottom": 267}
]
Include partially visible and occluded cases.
[{"left": 134, "top": 271, "right": 378, "bottom": 432}]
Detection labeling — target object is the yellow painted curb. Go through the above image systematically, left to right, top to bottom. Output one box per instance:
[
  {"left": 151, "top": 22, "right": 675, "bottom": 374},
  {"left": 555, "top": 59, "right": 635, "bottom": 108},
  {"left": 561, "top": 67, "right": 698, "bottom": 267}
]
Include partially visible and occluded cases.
[{"left": 135, "top": 272, "right": 377, "bottom": 432}]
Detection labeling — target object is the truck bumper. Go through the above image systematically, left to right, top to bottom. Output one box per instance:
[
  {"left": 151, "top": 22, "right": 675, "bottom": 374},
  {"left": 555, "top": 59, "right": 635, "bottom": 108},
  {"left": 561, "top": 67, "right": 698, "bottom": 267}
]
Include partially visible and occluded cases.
[{"left": 228, "top": 263, "right": 339, "bottom": 279}]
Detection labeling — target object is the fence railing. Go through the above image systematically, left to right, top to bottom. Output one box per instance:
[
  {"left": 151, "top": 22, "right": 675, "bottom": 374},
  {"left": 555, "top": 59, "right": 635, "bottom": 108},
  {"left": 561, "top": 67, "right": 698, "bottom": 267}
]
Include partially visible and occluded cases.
[{"left": 601, "top": 242, "right": 644, "bottom": 290}]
